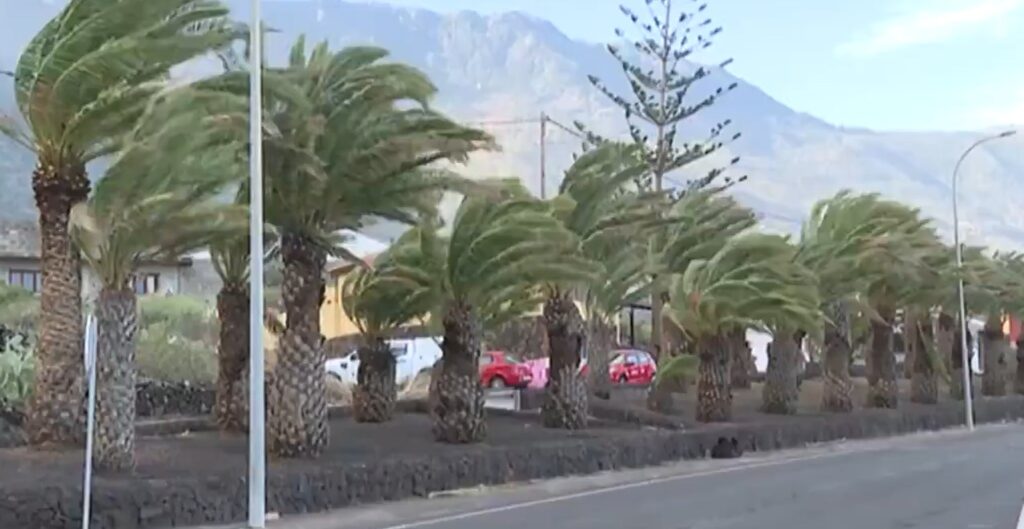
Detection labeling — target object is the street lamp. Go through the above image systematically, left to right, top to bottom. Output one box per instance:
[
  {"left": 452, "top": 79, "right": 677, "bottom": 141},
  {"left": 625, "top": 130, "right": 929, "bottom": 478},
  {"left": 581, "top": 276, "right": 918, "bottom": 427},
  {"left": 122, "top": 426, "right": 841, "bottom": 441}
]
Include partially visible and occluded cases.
[
  {"left": 247, "top": 0, "right": 266, "bottom": 527},
  {"left": 951, "top": 129, "right": 1017, "bottom": 431}
]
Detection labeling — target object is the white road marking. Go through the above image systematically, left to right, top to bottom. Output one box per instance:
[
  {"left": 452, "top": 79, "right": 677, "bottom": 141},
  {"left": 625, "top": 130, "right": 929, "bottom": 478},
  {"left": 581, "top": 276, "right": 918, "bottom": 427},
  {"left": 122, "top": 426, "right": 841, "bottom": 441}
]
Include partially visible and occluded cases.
[
  {"left": 377, "top": 447, "right": 876, "bottom": 529},
  {"left": 1015, "top": 502, "right": 1024, "bottom": 529}
]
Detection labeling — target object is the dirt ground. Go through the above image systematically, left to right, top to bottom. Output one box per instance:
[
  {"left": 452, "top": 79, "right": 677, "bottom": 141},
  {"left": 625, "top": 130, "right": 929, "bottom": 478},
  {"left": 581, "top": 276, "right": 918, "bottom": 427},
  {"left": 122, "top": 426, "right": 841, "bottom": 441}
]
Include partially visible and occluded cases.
[
  {"left": 0, "top": 375, "right": 995, "bottom": 493},
  {"left": 0, "top": 411, "right": 638, "bottom": 492}
]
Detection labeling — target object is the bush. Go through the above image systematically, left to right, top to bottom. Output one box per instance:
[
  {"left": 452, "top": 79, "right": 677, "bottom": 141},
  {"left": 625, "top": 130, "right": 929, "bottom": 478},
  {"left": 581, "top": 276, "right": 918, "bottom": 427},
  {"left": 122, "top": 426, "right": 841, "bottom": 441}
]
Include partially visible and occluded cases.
[
  {"left": 0, "top": 283, "right": 38, "bottom": 342},
  {"left": 139, "top": 295, "right": 217, "bottom": 343},
  {"left": 137, "top": 296, "right": 218, "bottom": 385},
  {"left": 137, "top": 322, "right": 217, "bottom": 385},
  {"left": 0, "top": 334, "right": 34, "bottom": 406}
]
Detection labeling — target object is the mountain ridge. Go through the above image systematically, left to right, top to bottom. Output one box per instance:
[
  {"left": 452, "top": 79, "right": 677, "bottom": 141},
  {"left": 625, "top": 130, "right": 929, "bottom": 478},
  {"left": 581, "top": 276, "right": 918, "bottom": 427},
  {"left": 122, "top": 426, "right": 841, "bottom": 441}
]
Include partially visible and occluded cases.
[{"left": 1, "top": 0, "right": 1022, "bottom": 248}]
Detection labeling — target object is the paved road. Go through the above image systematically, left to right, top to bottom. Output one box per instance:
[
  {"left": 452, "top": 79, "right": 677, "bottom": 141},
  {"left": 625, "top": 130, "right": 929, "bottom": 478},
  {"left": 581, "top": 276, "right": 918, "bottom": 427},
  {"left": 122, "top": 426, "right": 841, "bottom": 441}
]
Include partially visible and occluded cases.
[{"left": 215, "top": 424, "right": 1024, "bottom": 529}]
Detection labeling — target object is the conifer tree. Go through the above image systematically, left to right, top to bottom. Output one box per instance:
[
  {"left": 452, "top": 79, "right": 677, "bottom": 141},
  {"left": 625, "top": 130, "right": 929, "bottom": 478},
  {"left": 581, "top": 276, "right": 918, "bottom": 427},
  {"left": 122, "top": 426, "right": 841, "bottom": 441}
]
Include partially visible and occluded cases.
[{"left": 580, "top": 0, "right": 744, "bottom": 356}]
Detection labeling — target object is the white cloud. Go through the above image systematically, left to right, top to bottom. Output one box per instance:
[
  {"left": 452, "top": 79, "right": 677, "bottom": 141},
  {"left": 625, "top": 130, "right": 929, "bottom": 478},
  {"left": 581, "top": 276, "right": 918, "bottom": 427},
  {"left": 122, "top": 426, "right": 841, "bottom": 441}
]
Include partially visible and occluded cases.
[{"left": 837, "top": 0, "right": 1022, "bottom": 57}]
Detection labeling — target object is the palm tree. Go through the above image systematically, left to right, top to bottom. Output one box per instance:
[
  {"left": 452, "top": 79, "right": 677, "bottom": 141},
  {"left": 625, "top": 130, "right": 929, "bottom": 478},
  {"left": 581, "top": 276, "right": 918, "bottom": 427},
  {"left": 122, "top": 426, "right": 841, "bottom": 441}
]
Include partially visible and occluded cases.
[
  {"left": 0, "top": 0, "right": 237, "bottom": 446},
  {"left": 259, "top": 38, "right": 492, "bottom": 457},
  {"left": 70, "top": 88, "right": 246, "bottom": 471},
  {"left": 542, "top": 142, "right": 645, "bottom": 428},
  {"left": 380, "top": 182, "right": 593, "bottom": 442},
  {"left": 798, "top": 192, "right": 934, "bottom": 412},
  {"left": 856, "top": 201, "right": 936, "bottom": 409},
  {"left": 210, "top": 229, "right": 250, "bottom": 433},
  {"left": 669, "top": 234, "right": 821, "bottom": 422},
  {"left": 960, "top": 251, "right": 1024, "bottom": 397},
  {"left": 340, "top": 255, "right": 426, "bottom": 423}
]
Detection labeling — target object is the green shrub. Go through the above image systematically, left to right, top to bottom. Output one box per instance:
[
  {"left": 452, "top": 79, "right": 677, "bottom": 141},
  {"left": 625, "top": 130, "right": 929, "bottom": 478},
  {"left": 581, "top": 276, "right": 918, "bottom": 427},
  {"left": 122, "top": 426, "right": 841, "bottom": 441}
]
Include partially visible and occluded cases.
[
  {"left": 0, "top": 283, "right": 38, "bottom": 336},
  {"left": 139, "top": 295, "right": 217, "bottom": 343},
  {"left": 137, "top": 296, "right": 218, "bottom": 385},
  {"left": 137, "top": 321, "right": 217, "bottom": 385},
  {"left": 0, "top": 334, "right": 34, "bottom": 405}
]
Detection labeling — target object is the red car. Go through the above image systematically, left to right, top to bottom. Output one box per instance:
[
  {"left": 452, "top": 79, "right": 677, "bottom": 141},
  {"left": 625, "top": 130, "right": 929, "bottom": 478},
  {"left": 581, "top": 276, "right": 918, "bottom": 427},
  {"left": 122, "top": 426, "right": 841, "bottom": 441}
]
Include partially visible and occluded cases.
[
  {"left": 609, "top": 349, "right": 657, "bottom": 384},
  {"left": 480, "top": 351, "right": 533, "bottom": 389}
]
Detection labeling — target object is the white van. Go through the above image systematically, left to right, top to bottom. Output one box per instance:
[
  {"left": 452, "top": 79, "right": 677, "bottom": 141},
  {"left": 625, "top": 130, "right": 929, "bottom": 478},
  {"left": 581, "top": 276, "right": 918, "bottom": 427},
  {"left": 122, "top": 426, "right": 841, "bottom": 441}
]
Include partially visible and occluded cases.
[{"left": 324, "top": 337, "right": 443, "bottom": 386}]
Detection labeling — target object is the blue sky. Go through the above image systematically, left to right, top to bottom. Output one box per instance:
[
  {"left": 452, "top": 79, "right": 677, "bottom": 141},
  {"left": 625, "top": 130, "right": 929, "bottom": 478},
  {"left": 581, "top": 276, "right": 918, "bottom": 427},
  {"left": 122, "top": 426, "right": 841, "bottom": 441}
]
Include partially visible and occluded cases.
[{"left": 358, "top": 0, "right": 1024, "bottom": 132}]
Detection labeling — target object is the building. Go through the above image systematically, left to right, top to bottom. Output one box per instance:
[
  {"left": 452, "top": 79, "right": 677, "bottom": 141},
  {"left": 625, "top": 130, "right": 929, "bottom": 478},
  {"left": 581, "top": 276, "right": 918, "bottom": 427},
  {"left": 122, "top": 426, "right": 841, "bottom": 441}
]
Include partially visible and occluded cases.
[{"left": 0, "top": 220, "right": 205, "bottom": 300}]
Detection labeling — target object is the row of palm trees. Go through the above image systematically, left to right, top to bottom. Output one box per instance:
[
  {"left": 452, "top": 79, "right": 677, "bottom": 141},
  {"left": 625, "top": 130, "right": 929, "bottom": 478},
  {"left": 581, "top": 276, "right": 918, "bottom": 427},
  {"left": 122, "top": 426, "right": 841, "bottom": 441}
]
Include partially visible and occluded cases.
[
  {"left": 4, "top": 0, "right": 494, "bottom": 469},
  {"left": 5, "top": 0, "right": 1024, "bottom": 473}
]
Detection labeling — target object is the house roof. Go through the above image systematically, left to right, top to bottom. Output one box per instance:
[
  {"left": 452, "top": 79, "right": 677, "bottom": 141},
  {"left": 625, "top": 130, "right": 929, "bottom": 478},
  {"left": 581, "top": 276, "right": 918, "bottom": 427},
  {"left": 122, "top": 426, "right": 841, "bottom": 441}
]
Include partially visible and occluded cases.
[
  {"left": 0, "top": 220, "right": 192, "bottom": 266},
  {"left": 0, "top": 221, "right": 40, "bottom": 259}
]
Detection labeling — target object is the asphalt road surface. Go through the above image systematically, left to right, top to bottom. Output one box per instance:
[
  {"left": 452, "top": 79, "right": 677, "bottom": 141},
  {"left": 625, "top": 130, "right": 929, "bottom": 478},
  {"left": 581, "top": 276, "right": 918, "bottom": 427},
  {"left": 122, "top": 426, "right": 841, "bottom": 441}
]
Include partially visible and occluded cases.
[{"left": 212, "top": 424, "right": 1024, "bottom": 529}]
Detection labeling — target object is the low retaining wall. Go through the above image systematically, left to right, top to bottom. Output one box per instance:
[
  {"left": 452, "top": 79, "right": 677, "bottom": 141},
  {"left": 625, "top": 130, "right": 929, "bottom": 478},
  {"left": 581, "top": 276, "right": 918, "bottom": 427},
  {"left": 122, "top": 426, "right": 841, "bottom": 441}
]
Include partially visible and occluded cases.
[
  {"left": 135, "top": 380, "right": 214, "bottom": 418},
  {"left": 3, "top": 397, "right": 1023, "bottom": 529}
]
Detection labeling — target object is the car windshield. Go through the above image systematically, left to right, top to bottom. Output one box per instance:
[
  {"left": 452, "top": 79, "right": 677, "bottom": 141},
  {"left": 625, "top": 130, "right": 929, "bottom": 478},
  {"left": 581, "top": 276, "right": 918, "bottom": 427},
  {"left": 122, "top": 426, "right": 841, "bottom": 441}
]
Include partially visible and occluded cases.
[{"left": 504, "top": 354, "right": 524, "bottom": 365}]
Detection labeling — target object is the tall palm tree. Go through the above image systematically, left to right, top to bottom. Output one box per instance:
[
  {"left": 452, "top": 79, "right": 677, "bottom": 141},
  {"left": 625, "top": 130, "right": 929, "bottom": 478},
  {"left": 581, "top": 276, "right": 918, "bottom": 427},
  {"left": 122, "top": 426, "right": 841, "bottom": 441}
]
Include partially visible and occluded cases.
[
  {"left": 1, "top": 0, "right": 237, "bottom": 445},
  {"left": 259, "top": 38, "right": 492, "bottom": 457},
  {"left": 70, "top": 87, "right": 246, "bottom": 471},
  {"left": 542, "top": 142, "right": 645, "bottom": 428},
  {"left": 380, "top": 182, "right": 593, "bottom": 442},
  {"left": 797, "top": 192, "right": 917, "bottom": 412},
  {"left": 857, "top": 201, "right": 936, "bottom": 409},
  {"left": 669, "top": 234, "right": 821, "bottom": 422},
  {"left": 960, "top": 251, "right": 1024, "bottom": 397},
  {"left": 340, "top": 254, "right": 426, "bottom": 423}
]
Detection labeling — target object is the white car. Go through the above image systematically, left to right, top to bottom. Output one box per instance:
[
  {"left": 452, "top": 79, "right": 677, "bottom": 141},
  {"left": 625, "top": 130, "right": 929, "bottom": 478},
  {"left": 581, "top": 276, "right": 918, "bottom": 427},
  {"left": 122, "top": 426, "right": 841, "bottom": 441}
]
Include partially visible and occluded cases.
[{"left": 324, "top": 337, "right": 443, "bottom": 386}]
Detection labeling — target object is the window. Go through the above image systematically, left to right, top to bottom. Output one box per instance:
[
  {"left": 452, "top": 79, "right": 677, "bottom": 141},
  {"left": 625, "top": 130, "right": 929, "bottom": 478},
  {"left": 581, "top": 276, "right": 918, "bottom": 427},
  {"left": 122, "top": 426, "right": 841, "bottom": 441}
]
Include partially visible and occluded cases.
[
  {"left": 8, "top": 269, "right": 40, "bottom": 293},
  {"left": 133, "top": 273, "right": 160, "bottom": 295},
  {"left": 390, "top": 344, "right": 409, "bottom": 358},
  {"left": 480, "top": 354, "right": 494, "bottom": 366}
]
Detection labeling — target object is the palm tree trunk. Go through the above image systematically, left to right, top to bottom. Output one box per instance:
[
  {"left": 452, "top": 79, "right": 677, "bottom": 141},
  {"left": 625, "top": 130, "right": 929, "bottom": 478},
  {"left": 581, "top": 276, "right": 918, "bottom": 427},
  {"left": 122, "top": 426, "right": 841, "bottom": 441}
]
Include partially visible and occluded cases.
[
  {"left": 25, "top": 163, "right": 90, "bottom": 446},
  {"left": 268, "top": 233, "right": 328, "bottom": 458},
  {"left": 215, "top": 283, "right": 248, "bottom": 433},
  {"left": 94, "top": 287, "right": 137, "bottom": 473},
  {"left": 542, "top": 293, "right": 588, "bottom": 430},
  {"left": 431, "top": 299, "right": 487, "bottom": 443},
  {"left": 821, "top": 302, "right": 854, "bottom": 413},
  {"left": 866, "top": 305, "right": 899, "bottom": 408},
  {"left": 908, "top": 313, "right": 938, "bottom": 404},
  {"left": 936, "top": 313, "right": 954, "bottom": 397},
  {"left": 981, "top": 316, "right": 1007, "bottom": 396},
  {"left": 586, "top": 317, "right": 613, "bottom": 399},
  {"left": 729, "top": 328, "right": 752, "bottom": 389},
  {"left": 762, "top": 330, "right": 801, "bottom": 415},
  {"left": 696, "top": 333, "right": 731, "bottom": 422},
  {"left": 1015, "top": 337, "right": 1024, "bottom": 395},
  {"left": 353, "top": 338, "right": 397, "bottom": 423}
]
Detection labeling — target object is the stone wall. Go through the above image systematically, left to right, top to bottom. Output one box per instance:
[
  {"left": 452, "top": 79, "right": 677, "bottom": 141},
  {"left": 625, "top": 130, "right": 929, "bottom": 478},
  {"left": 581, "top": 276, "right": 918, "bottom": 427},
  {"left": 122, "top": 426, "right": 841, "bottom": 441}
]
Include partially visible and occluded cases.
[
  {"left": 135, "top": 379, "right": 214, "bottom": 418},
  {"left": 4, "top": 396, "right": 1024, "bottom": 529}
]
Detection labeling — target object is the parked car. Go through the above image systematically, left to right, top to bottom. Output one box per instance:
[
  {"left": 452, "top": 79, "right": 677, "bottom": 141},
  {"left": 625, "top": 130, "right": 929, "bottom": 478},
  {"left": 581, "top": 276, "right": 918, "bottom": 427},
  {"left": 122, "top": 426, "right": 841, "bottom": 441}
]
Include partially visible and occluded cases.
[
  {"left": 324, "top": 337, "right": 443, "bottom": 386},
  {"left": 609, "top": 349, "right": 657, "bottom": 384},
  {"left": 480, "top": 351, "right": 533, "bottom": 389},
  {"left": 525, "top": 356, "right": 591, "bottom": 389}
]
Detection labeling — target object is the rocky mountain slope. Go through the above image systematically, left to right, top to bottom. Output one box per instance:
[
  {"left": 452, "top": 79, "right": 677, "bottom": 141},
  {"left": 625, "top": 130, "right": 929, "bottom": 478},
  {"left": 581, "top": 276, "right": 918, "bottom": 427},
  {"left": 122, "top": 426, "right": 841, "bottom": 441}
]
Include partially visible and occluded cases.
[{"left": 1, "top": 0, "right": 1022, "bottom": 247}]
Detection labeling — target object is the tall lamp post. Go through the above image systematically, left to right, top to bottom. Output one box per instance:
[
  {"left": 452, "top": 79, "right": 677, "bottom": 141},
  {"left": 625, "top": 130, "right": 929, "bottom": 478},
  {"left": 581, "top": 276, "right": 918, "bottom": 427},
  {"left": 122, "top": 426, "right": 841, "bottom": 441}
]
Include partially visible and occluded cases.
[
  {"left": 247, "top": 0, "right": 266, "bottom": 526},
  {"left": 952, "top": 129, "right": 1017, "bottom": 431}
]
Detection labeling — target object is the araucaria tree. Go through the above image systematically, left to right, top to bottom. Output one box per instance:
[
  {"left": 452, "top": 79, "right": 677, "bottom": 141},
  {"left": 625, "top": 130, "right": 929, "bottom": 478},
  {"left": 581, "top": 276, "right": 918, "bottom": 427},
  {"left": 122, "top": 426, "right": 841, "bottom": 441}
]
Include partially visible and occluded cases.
[
  {"left": 1, "top": 0, "right": 237, "bottom": 446},
  {"left": 583, "top": 0, "right": 743, "bottom": 357},
  {"left": 261, "top": 38, "right": 491, "bottom": 457},
  {"left": 70, "top": 88, "right": 246, "bottom": 471},
  {"left": 380, "top": 182, "right": 593, "bottom": 442},
  {"left": 669, "top": 234, "right": 820, "bottom": 422}
]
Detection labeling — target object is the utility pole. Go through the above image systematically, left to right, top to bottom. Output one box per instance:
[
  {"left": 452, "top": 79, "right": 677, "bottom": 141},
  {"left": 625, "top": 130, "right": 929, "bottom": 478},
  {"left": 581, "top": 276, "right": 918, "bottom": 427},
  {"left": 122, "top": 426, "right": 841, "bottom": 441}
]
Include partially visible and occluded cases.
[{"left": 539, "top": 112, "right": 547, "bottom": 199}]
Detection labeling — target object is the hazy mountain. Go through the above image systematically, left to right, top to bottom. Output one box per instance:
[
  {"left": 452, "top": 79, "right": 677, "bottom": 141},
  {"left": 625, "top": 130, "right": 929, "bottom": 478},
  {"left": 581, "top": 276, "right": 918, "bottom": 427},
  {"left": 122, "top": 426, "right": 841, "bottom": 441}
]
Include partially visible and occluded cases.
[{"left": 2, "top": 0, "right": 1022, "bottom": 248}]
